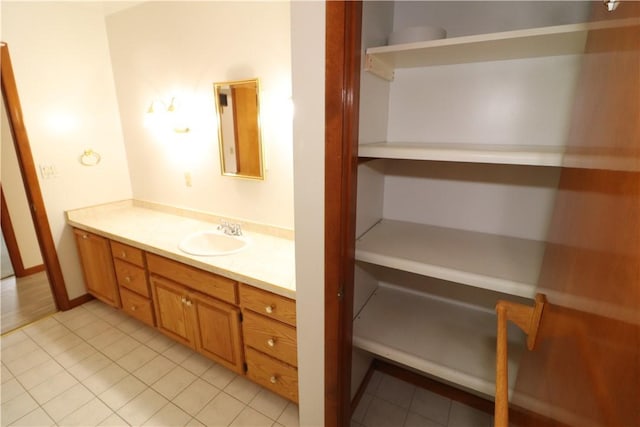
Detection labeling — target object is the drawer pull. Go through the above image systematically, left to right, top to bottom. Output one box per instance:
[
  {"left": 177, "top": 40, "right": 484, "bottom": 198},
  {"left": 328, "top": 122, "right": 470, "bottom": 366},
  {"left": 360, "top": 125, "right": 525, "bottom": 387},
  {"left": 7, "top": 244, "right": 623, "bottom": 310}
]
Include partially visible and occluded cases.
[
  {"left": 82, "top": 233, "right": 88, "bottom": 239},
  {"left": 121, "top": 251, "right": 127, "bottom": 258},
  {"left": 125, "top": 276, "right": 132, "bottom": 283},
  {"left": 181, "top": 297, "right": 187, "bottom": 304},
  {"left": 185, "top": 299, "right": 192, "bottom": 307},
  {"left": 131, "top": 305, "right": 137, "bottom": 311},
  {"left": 265, "top": 305, "right": 274, "bottom": 314},
  {"left": 267, "top": 338, "right": 276, "bottom": 347},
  {"left": 270, "top": 375, "right": 278, "bottom": 384}
]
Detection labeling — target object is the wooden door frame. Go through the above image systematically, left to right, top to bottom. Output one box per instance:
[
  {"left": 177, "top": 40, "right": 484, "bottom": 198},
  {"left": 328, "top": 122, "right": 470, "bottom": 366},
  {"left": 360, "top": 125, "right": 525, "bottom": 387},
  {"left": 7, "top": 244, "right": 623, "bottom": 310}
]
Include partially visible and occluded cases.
[
  {"left": 324, "top": 2, "right": 362, "bottom": 426},
  {"left": 1, "top": 42, "right": 73, "bottom": 310},
  {"left": 0, "top": 186, "right": 45, "bottom": 277}
]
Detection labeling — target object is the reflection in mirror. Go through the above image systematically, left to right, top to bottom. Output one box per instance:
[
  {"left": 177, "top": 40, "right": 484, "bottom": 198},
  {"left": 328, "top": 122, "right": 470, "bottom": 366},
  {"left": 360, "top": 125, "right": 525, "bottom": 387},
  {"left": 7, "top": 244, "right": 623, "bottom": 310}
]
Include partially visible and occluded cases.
[{"left": 214, "top": 79, "right": 263, "bottom": 179}]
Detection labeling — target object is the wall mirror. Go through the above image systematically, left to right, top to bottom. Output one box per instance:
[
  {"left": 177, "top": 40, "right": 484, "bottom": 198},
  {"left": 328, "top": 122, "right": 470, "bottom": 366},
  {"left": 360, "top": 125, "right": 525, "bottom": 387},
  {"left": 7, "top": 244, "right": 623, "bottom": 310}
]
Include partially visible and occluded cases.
[{"left": 214, "top": 79, "right": 264, "bottom": 179}]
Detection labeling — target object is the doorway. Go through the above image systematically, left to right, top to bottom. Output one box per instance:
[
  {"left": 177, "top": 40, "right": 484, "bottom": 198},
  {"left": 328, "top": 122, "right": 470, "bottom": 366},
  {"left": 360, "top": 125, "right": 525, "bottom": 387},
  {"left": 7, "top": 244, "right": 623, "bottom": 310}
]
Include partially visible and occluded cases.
[{"left": 1, "top": 42, "right": 73, "bottom": 333}]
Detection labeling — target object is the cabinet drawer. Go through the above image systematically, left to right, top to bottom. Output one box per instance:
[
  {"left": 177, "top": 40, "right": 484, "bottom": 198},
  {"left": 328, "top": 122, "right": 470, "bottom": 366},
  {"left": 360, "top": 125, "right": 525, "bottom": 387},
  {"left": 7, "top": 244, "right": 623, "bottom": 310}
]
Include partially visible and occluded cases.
[
  {"left": 111, "top": 241, "right": 145, "bottom": 267},
  {"left": 147, "top": 254, "right": 238, "bottom": 305},
  {"left": 114, "top": 259, "right": 149, "bottom": 297},
  {"left": 240, "top": 284, "right": 296, "bottom": 327},
  {"left": 120, "top": 288, "right": 155, "bottom": 327},
  {"left": 243, "top": 311, "right": 297, "bottom": 367},
  {"left": 245, "top": 347, "right": 298, "bottom": 403}
]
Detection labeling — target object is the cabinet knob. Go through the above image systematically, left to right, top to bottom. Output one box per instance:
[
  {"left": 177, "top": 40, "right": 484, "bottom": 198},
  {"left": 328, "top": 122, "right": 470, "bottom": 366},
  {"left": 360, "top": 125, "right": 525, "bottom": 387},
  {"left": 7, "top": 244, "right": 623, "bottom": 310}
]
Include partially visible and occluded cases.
[
  {"left": 82, "top": 233, "right": 88, "bottom": 239},
  {"left": 121, "top": 251, "right": 127, "bottom": 258},
  {"left": 125, "top": 276, "right": 131, "bottom": 283},
  {"left": 181, "top": 297, "right": 187, "bottom": 304},
  {"left": 185, "top": 299, "right": 192, "bottom": 307},
  {"left": 131, "top": 305, "right": 137, "bottom": 311},
  {"left": 265, "top": 305, "right": 274, "bottom": 314},
  {"left": 267, "top": 338, "right": 276, "bottom": 347},
  {"left": 269, "top": 375, "right": 278, "bottom": 384}
]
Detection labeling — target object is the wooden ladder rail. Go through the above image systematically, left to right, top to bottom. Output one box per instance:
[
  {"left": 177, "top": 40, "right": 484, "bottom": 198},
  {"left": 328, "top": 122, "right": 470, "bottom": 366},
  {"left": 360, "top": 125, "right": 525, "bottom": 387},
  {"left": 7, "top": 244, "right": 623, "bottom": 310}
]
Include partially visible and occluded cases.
[{"left": 495, "top": 293, "right": 546, "bottom": 427}]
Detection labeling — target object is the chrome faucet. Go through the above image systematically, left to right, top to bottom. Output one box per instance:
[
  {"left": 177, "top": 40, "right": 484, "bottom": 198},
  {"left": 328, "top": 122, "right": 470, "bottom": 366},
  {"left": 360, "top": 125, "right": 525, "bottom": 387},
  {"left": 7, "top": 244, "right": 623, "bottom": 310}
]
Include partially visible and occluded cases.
[{"left": 217, "top": 220, "right": 243, "bottom": 236}]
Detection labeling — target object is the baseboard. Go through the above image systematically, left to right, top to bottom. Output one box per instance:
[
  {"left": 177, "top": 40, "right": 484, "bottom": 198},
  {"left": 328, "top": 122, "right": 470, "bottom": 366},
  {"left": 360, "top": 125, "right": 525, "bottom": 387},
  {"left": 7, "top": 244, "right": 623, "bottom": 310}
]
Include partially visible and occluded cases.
[
  {"left": 15, "top": 263, "right": 45, "bottom": 278},
  {"left": 67, "top": 293, "right": 94, "bottom": 309}
]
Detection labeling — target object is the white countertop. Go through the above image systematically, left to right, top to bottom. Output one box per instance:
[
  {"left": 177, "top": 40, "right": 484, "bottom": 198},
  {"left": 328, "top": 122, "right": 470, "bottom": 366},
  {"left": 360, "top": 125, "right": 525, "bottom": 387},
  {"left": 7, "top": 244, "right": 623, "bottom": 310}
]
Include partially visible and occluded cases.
[{"left": 66, "top": 200, "right": 296, "bottom": 299}]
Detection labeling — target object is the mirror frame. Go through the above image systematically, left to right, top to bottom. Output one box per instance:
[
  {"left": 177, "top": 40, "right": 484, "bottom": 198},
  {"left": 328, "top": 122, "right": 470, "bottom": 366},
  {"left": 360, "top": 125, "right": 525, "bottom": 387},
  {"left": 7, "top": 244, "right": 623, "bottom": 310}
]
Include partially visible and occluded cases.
[{"left": 214, "top": 78, "right": 264, "bottom": 180}]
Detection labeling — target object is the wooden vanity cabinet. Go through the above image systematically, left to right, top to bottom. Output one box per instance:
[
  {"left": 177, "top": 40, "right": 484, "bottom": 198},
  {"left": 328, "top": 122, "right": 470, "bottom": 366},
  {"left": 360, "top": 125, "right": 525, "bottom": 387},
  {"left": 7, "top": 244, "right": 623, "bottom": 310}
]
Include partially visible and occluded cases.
[
  {"left": 73, "top": 229, "right": 120, "bottom": 308},
  {"left": 111, "top": 241, "right": 155, "bottom": 327},
  {"left": 148, "top": 254, "right": 244, "bottom": 374},
  {"left": 240, "top": 284, "right": 299, "bottom": 402}
]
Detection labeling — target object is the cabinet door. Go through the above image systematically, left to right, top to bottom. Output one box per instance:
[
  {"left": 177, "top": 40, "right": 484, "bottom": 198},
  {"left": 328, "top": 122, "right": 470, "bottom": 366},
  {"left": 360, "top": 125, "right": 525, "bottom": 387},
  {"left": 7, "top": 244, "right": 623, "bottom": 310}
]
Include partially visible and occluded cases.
[
  {"left": 73, "top": 229, "right": 120, "bottom": 307},
  {"left": 150, "top": 276, "right": 195, "bottom": 348},
  {"left": 191, "top": 292, "right": 244, "bottom": 374}
]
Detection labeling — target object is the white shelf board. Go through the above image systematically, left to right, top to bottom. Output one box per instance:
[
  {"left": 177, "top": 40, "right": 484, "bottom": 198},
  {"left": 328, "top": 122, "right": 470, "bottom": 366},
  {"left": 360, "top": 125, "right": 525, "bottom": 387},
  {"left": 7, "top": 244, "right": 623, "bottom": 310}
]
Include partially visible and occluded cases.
[
  {"left": 365, "top": 19, "right": 639, "bottom": 77},
  {"left": 358, "top": 142, "right": 565, "bottom": 166},
  {"left": 355, "top": 220, "right": 544, "bottom": 298},
  {"left": 353, "top": 284, "right": 525, "bottom": 397}
]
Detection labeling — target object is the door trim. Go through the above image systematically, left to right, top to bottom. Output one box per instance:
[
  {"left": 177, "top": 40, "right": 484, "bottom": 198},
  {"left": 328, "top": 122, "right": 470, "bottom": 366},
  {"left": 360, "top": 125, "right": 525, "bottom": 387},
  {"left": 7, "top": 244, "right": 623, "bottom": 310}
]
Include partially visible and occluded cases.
[
  {"left": 324, "top": 2, "right": 362, "bottom": 425},
  {"left": 1, "top": 42, "right": 71, "bottom": 310}
]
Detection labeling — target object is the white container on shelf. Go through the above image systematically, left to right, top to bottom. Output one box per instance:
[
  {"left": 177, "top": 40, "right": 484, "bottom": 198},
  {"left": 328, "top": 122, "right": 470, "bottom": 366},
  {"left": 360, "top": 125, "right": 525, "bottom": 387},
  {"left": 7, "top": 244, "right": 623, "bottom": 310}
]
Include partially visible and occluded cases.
[{"left": 388, "top": 25, "right": 447, "bottom": 45}]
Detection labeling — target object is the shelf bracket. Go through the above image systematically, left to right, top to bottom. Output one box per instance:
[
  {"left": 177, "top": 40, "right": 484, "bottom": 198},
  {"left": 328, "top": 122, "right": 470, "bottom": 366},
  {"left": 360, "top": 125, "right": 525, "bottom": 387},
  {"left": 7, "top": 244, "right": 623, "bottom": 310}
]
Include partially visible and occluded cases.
[
  {"left": 365, "top": 54, "right": 394, "bottom": 81},
  {"left": 494, "top": 293, "right": 546, "bottom": 427}
]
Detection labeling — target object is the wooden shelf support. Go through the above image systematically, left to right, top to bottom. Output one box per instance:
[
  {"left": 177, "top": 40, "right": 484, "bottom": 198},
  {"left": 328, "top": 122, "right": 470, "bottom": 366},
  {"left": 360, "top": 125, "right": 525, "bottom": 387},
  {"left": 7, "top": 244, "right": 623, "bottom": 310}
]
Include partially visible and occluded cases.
[{"left": 495, "top": 293, "right": 546, "bottom": 427}]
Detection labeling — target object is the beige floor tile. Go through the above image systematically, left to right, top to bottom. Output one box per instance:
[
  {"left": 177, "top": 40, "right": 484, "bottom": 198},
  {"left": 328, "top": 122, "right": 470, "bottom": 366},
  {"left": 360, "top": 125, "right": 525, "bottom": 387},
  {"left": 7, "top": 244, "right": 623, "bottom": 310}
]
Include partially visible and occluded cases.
[
  {"left": 75, "top": 319, "right": 113, "bottom": 341},
  {"left": 88, "top": 327, "right": 126, "bottom": 351},
  {"left": 0, "top": 330, "right": 30, "bottom": 352},
  {"left": 42, "top": 332, "right": 85, "bottom": 357},
  {"left": 145, "top": 332, "right": 176, "bottom": 353},
  {"left": 101, "top": 335, "right": 142, "bottom": 361},
  {"left": 1, "top": 338, "right": 39, "bottom": 364},
  {"left": 53, "top": 341, "right": 96, "bottom": 369},
  {"left": 162, "top": 342, "right": 194, "bottom": 364},
  {"left": 116, "top": 343, "right": 158, "bottom": 372},
  {"left": 4, "top": 348, "right": 52, "bottom": 376},
  {"left": 67, "top": 351, "right": 111, "bottom": 381},
  {"left": 180, "top": 352, "right": 214, "bottom": 376},
  {"left": 133, "top": 354, "right": 177, "bottom": 385},
  {"left": 83, "top": 362, "right": 129, "bottom": 395},
  {"left": 1, "top": 363, "right": 15, "bottom": 383},
  {"left": 201, "top": 363, "right": 236, "bottom": 389},
  {"left": 151, "top": 365, "right": 197, "bottom": 400},
  {"left": 29, "top": 370, "right": 79, "bottom": 405},
  {"left": 98, "top": 374, "right": 147, "bottom": 411},
  {"left": 375, "top": 374, "right": 416, "bottom": 409},
  {"left": 224, "top": 375, "right": 262, "bottom": 404},
  {"left": 1, "top": 378, "right": 25, "bottom": 404},
  {"left": 172, "top": 378, "right": 220, "bottom": 416},
  {"left": 41, "top": 383, "right": 94, "bottom": 422},
  {"left": 117, "top": 387, "right": 168, "bottom": 426},
  {"left": 410, "top": 387, "right": 452, "bottom": 426},
  {"left": 248, "top": 388, "right": 289, "bottom": 420},
  {"left": 1, "top": 392, "right": 39, "bottom": 425},
  {"left": 195, "top": 392, "right": 244, "bottom": 426},
  {"left": 351, "top": 392, "right": 373, "bottom": 423},
  {"left": 58, "top": 397, "right": 114, "bottom": 426},
  {"left": 362, "top": 397, "right": 407, "bottom": 427},
  {"left": 447, "top": 401, "right": 493, "bottom": 427},
  {"left": 142, "top": 402, "right": 192, "bottom": 427},
  {"left": 277, "top": 402, "right": 300, "bottom": 427},
  {"left": 229, "top": 406, "right": 274, "bottom": 427},
  {"left": 8, "top": 407, "right": 55, "bottom": 427},
  {"left": 404, "top": 411, "right": 445, "bottom": 427},
  {"left": 96, "top": 412, "right": 129, "bottom": 426}
]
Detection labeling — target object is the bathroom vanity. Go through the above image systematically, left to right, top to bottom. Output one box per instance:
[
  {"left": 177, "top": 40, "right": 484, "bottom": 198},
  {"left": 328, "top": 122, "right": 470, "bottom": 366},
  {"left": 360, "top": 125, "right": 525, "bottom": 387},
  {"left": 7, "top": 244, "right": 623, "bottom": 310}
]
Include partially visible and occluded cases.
[{"left": 67, "top": 200, "right": 298, "bottom": 402}]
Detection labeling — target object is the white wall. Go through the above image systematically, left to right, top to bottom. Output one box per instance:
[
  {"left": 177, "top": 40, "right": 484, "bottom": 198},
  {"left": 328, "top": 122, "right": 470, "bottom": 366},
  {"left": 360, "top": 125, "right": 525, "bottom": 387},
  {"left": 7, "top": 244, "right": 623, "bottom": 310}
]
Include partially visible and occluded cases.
[
  {"left": 105, "top": 1, "right": 294, "bottom": 230},
  {"left": 291, "top": 1, "right": 325, "bottom": 425},
  {"left": 1, "top": 2, "right": 133, "bottom": 299},
  {"left": 1, "top": 101, "right": 43, "bottom": 269}
]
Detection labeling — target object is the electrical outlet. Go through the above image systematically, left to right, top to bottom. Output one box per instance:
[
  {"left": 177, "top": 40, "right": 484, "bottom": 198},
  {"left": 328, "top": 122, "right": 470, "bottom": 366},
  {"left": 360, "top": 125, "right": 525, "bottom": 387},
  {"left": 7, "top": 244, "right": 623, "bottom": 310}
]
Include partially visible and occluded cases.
[
  {"left": 39, "top": 164, "right": 59, "bottom": 179},
  {"left": 184, "top": 172, "right": 192, "bottom": 187}
]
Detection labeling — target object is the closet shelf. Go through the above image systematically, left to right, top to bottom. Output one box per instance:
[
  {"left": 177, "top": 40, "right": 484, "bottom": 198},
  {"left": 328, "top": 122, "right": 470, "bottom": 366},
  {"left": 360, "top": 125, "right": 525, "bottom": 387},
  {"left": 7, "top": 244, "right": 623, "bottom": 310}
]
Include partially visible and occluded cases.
[
  {"left": 365, "top": 19, "right": 638, "bottom": 80},
  {"left": 358, "top": 142, "right": 564, "bottom": 166},
  {"left": 355, "top": 220, "right": 544, "bottom": 299},
  {"left": 353, "top": 284, "right": 525, "bottom": 398}
]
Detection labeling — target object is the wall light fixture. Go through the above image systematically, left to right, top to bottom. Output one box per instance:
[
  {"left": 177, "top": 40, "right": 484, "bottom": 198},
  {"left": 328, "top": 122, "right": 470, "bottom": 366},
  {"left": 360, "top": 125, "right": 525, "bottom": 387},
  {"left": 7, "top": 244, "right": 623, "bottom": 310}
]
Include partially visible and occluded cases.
[{"left": 145, "top": 97, "right": 190, "bottom": 133}]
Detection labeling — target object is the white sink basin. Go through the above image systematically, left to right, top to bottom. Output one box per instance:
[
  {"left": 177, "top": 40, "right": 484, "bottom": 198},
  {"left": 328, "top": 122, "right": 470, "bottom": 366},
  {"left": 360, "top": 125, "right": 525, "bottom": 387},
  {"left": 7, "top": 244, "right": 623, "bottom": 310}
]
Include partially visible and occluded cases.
[{"left": 178, "top": 230, "right": 248, "bottom": 256}]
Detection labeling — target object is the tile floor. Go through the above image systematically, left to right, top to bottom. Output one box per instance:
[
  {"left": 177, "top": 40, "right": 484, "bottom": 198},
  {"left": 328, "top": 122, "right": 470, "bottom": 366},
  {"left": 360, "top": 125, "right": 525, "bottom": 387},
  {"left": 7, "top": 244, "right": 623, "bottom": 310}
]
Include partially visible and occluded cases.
[
  {"left": 1, "top": 300, "right": 298, "bottom": 427},
  {"left": 351, "top": 371, "right": 493, "bottom": 427}
]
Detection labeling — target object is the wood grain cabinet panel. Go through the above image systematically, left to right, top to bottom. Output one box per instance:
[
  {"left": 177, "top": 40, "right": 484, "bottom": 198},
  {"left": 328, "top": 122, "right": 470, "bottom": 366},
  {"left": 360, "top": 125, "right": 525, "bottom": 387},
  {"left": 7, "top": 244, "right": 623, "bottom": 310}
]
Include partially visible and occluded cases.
[
  {"left": 73, "top": 229, "right": 120, "bottom": 308},
  {"left": 111, "top": 241, "right": 145, "bottom": 267},
  {"left": 147, "top": 253, "right": 238, "bottom": 304},
  {"left": 114, "top": 259, "right": 149, "bottom": 297},
  {"left": 150, "top": 276, "right": 195, "bottom": 348},
  {"left": 239, "top": 284, "right": 296, "bottom": 326},
  {"left": 120, "top": 287, "right": 155, "bottom": 327},
  {"left": 192, "top": 293, "right": 244, "bottom": 374},
  {"left": 243, "top": 311, "right": 297, "bottom": 367},
  {"left": 245, "top": 347, "right": 299, "bottom": 403}
]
